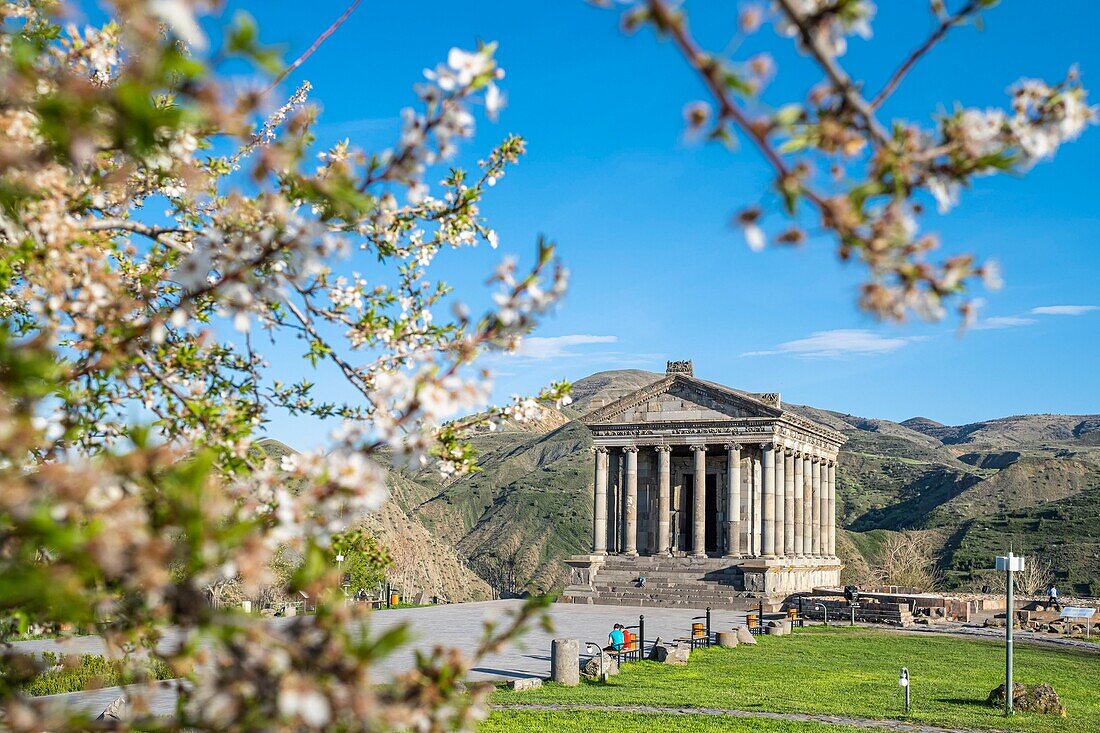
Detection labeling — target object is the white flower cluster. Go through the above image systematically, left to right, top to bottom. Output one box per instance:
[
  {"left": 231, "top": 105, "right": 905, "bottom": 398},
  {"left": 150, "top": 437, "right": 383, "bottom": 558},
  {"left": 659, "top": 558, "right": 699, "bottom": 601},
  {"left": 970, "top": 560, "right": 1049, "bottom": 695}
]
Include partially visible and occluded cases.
[
  {"left": 776, "top": 0, "right": 875, "bottom": 57},
  {"left": 60, "top": 23, "right": 120, "bottom": 86},
  {"left": 396, "top": 47, "right": 505, "bottom": 201},
  {"left": 929, "top": 72, "right": 1095, "bottom": 213},
  {"left": 1009, "top": 75, "right": 1096, "bottom": 165},
  {"left": 490, "top": 256, "right": 569, "bottom": 328},
  {"left": 360, "top": 368, "right": 493, "bottom": 467},
  {"left": 262, "top": 449, "right": 389, "bottom": 543}
]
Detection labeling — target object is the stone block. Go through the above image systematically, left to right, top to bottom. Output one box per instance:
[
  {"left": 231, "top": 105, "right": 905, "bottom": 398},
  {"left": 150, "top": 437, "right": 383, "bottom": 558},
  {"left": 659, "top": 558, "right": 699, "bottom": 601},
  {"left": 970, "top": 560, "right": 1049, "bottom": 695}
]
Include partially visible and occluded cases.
[
  {"left": 284, "top": 604, "right": 297, "bottom": 617},
  {"left": 766, "top": 621, "right": 785, "bottom": 636},
  {"left": 735, "top": 625, "right": 757, "bottom": 645},
  {"left": 716, "top": 631, "right": 738, "bottom": 648},
  {"left": 550, "top": 638, "right": 580, "bottom": 686},
  {"left": 649, "top": 642, "right": 691, "bottom": 665},
  {"left": 582, "top": 652, "right": 619, "bottom": 680},
  {"left": 508, "top": 678, "right": 544, "bottom": 691},
  {"left": 97, "top": 696, "right": 130, "bottom": 722}
]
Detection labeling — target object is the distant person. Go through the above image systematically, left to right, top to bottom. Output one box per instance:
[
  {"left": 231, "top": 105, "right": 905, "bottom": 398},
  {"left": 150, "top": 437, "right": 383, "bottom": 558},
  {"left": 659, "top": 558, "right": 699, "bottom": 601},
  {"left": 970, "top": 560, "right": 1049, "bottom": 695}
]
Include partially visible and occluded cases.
[
  {"left": 637, "top": 574, "right": 647, "bottom": 589},
  {"left": 1047, "top": 584, "right": 1060, "bottom": 610},
  {"left": 605, "top": 623, "right": 625, "bottom": 652}
]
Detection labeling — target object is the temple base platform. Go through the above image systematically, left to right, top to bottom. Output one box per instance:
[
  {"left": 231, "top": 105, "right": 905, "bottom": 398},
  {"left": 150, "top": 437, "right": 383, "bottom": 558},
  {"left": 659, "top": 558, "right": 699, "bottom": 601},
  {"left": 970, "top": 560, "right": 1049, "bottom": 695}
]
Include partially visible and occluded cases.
[{"left": 560, "top": 553, "right": 842, "bottom": 610}]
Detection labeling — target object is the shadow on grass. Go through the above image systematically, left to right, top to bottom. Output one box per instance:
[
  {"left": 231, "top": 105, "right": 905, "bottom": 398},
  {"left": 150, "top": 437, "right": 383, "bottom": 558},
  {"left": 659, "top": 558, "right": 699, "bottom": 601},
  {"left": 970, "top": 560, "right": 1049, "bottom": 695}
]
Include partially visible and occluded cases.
[{"left": 935, "top": 697, "right": 990, "bottom": 710}]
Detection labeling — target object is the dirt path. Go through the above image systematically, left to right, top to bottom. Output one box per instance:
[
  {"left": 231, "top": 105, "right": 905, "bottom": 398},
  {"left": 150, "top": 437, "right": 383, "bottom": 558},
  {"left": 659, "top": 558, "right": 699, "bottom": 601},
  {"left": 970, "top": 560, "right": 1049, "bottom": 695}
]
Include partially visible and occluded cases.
[{"left": 491, "top": 703, "right": 1006, "bottom": 733}]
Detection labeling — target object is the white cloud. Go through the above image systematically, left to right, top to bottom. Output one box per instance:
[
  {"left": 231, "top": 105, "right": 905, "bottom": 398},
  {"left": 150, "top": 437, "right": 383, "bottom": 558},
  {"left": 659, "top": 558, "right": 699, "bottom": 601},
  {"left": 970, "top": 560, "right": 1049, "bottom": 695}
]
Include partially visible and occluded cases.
[
  {"left": 1029, "top": 305, "right": 1098, "bottom": 316},
  {"left": 971, "top": 316, "right": 1038, "bottom": 330},
  {"left": 742, "top": 329, "right": 920, "bottom": 359},
  {"left": 512, "top": 334, "right": 618, "bottom": 360}
]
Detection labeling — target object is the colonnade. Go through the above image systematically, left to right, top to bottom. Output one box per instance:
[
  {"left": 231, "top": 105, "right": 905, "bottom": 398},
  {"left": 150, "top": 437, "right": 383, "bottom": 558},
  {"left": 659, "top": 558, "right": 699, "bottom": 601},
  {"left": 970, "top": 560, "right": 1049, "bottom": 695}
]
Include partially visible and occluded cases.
[{"left": 591, "top": 442, "right": 837, "bottom": 559}]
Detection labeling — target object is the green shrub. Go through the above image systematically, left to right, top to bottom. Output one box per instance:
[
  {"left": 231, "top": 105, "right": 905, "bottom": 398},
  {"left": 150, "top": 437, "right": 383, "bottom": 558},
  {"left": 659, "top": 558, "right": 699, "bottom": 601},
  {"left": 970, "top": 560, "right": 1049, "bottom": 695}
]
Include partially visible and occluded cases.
[{"left": 21, "top": 654, "right": 174, "bottom": 697}]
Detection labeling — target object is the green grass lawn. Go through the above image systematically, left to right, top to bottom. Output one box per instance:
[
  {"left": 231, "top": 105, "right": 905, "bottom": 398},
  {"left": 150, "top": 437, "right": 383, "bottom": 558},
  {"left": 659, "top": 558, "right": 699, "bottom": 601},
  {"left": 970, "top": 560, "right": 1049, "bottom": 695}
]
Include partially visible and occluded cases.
[
  {"left": 490, "top": 627, "right": 1099, "bottom": 733},
  {"left": 481, "top": 711, "right": 872, "bottom": 733}
]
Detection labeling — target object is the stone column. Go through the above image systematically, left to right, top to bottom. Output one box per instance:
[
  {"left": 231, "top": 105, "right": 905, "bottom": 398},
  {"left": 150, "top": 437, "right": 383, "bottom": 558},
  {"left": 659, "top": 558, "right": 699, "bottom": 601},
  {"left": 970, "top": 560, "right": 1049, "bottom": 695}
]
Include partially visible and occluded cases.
[
  {"left": 724, "top": 443, "right": 741, "bottom": 557},
  {"left": 761, "top": 443, "right": 776, "bottom": 557},
  {"left": 691, "top": 444, "right": 707, "bottom": 557},
  {"left": 623, "top": 446, "right": 639, "bottom": 556},
  {"left": 656, "top": 446, "right": 671, "bottom": 556},
  {"left": 592, "top": 447, "right": 608, "bottom": 555},
  {"left": 774, "top": 447, "right": 786, "bottom": 557},
  {"left": 752, "top": 449, "right": 762, "bottom": 556},
  {"left": 784, "top": 449, "right": 796, "bottom": 557},
  {"left": 793, "top": 451, "right": 804, "bottom": 557},
  {"left": 801, "top": 453, "right": 813, "bottom": 556},
  {"left": 811, "top": 455, "right": 822, "bottom": 557},
  {"left": 828, "top": 459, "right": 837, "bottom": 557}
]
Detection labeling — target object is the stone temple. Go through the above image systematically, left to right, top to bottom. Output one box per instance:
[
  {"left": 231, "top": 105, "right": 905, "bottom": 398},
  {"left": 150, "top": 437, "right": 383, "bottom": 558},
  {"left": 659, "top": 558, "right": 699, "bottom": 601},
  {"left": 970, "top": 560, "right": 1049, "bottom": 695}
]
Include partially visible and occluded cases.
[{"left": 562, "top": 360, "right": 846, "bottom": 609}]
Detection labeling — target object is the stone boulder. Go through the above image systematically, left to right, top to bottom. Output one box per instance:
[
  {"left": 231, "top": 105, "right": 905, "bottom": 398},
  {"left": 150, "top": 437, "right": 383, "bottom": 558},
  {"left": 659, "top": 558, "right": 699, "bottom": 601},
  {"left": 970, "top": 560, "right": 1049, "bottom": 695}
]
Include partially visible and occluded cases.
[
  {"left": 735, "top": 625, "right": 757, "bottom": 645},
  {"left": 716, "top": 631, "right": 738, "bottom": 648},
  {"left": 648, "top": 642, "right": 690, "bottom": 665},
  {"left": 582, "top": 652, "right": 620, "bottom": 680},
  {"left": 508, "top": 678, "right": 543, "bottom": 691},
  {"left": 987, "top": 683, "right": 1067, "bottom": 716},
  {"left": 97, "top": 696, "right": 130, "bottom": 722}
]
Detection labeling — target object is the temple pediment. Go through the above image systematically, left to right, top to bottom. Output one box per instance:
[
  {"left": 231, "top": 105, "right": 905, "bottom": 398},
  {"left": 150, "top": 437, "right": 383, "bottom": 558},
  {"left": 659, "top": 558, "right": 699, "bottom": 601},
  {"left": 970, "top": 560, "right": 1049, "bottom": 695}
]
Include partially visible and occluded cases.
[{"left": 583, "top": 374, "right": 782, "bottom": 426}]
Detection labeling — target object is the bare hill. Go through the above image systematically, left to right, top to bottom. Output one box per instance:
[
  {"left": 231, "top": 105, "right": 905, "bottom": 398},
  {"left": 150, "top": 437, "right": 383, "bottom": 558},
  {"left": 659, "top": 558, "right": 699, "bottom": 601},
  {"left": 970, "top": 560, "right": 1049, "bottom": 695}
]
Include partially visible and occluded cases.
[{"left": 902, "top": 413, "right": 1100, "bottom": 447}]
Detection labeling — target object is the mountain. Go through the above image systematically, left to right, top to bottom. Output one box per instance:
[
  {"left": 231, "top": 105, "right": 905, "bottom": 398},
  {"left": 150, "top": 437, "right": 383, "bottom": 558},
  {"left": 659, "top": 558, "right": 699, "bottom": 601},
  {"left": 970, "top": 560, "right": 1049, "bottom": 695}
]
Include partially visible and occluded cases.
[{"left": 271, "top": 370, "right": 1100, "bottom": 599}]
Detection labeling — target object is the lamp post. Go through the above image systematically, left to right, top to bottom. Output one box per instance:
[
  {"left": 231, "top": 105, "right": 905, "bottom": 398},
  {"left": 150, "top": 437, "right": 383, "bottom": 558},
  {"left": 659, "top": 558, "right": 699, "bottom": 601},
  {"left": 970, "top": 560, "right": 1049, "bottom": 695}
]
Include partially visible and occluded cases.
[
  {"left": 336, "top": 552, "right": 345, "bottom": 597},
  {"left": 995, "top": 552, "right": 1024, "bottom": 716},
  {"left": 898, "top": 667, "right": 910, "bottom": 713}
]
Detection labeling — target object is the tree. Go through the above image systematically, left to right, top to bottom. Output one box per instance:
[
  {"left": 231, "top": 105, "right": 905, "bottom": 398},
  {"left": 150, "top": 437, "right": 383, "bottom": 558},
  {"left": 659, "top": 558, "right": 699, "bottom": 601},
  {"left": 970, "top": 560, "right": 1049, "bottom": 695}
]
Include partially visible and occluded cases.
[
  {"left": 607, "top": 1, "right": 1094, "bottom": 324},
  {"left": 0, "top": 2, "right": 564, "bottom": 730},
  {"left": 871, "top": 531, "right": 944, "bottom": 591},
  {"left": 337, "top": 532, "right": 391, "bottom": 597}
]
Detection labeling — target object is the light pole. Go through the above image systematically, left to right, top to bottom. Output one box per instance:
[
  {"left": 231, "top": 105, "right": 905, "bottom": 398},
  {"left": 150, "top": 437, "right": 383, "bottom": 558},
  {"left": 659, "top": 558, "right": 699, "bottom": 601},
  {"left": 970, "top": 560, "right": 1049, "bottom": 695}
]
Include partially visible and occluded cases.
[
  {"left": 336, "top": 552, "right": 345, "bottom": 597},
  {"left": 995, "top": 552, "right": 1024, "bottom": 716},
  {"left": 898, "top": 667, "right": 910, "bottom": 713}
]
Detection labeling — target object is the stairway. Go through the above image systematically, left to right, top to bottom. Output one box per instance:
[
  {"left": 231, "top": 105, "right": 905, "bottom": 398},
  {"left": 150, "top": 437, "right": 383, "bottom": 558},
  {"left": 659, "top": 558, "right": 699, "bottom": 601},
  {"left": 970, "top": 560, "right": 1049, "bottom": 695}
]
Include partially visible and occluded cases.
[{"left": 571, "top": 556, "right": 768, "bottom": 611}]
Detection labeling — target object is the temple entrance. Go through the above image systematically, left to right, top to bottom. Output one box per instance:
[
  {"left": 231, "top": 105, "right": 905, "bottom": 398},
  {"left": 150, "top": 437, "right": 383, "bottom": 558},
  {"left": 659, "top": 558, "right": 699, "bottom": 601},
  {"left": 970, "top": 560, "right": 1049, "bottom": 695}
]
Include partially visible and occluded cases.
[
  {"left": 680, "top": 473, "right": 719, "bottom": 554},
  {"left": 704, "top": 475, "right": 717, "bottom": 552}
]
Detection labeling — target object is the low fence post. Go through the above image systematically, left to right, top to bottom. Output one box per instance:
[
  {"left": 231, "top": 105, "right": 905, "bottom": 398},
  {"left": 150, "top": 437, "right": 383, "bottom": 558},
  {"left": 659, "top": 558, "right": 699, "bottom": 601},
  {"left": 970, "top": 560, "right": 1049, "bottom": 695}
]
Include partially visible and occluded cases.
[{"left": 639, "top": 614, "right": 645, "bottom": 660}]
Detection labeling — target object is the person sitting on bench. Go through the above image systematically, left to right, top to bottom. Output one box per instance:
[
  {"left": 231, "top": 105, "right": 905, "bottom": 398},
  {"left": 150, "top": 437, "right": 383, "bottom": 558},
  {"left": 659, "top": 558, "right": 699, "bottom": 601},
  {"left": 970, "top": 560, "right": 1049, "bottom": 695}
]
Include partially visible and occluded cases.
[{"left": 605, "top": 623, "right": 625, "bottom": 653}]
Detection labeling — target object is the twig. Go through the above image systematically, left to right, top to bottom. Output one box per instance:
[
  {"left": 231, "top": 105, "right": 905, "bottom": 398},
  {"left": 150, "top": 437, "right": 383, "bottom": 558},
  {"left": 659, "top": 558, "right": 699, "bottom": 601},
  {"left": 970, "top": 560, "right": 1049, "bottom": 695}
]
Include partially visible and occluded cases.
[
  {"left": 263, "top": 0, "right": 364, "bottom": 96},
  {"left": 644, "top": 0, "right": 826, "bottom": 210},
  {"left": 772, "top": 0, "right": 890, "bottom": 147},
  {"left": 870, "top": 0, "right": 983, "bottom": 110}
]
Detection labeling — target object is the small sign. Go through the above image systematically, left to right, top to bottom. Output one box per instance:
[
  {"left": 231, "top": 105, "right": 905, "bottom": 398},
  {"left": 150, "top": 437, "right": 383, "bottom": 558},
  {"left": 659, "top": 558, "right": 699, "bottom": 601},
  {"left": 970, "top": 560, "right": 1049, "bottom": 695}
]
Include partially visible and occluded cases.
[
  {"left": 995, "top": 555, "right": 1024, "bottom": 572},
  {"left": 1060, "top": 607, "right": 1095, "bottom": 619}
]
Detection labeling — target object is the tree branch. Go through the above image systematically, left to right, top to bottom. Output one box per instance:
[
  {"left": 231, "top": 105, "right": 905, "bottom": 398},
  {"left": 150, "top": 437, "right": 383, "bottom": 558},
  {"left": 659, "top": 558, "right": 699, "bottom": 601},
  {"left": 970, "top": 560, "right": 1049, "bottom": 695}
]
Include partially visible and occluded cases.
[
  {"left": 263, "top": 0, "right": 364, "bottom": 95},
  {"left": 772, "top": 0, "right": 890, "bottom": 147},
  {"left": 870, "top": 0, "right": 983, "bottom": 110},
  {"left": 83, "top": 218, "right": 191, "bottom": 253}
]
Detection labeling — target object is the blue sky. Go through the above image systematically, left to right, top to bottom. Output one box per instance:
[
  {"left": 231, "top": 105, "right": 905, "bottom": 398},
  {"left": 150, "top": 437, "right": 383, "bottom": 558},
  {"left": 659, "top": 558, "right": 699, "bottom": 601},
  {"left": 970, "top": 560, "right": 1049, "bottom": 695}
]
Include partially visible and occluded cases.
[{"left": 210, "top": 1, "right": 1098, "bottom": 443}]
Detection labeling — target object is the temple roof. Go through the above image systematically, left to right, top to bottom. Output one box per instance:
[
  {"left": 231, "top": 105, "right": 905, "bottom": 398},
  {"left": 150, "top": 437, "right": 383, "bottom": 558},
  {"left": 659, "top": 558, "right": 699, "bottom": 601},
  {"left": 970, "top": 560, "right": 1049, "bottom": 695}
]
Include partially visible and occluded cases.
[{"left": 582, "top": 363, "right": 845, "bottom": 448}]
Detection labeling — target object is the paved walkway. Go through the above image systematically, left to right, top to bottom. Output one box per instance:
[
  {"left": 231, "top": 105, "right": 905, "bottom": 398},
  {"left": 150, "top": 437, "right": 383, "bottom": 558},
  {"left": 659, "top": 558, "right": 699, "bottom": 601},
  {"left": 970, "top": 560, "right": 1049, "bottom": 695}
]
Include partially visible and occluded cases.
[
  {"left": 14, "top": 601, "right": 743, "bottom": 717},
  {"left": 896, "top": 623, "right": 1100, "bottom": 653},
  {"left": 491, "top": 704, "right": 999, "bottom": 733}
]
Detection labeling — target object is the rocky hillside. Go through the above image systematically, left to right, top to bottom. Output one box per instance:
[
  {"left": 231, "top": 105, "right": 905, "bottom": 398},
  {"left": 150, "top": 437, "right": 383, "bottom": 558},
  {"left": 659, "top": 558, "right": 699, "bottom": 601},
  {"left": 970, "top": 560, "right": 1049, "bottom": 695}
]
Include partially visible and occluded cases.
[
  {"left": 269, "top": 370, "right": 1100, "bottom": 599},
  {"left": 257, "top": 440, "right": 493, "bottom": 603}
]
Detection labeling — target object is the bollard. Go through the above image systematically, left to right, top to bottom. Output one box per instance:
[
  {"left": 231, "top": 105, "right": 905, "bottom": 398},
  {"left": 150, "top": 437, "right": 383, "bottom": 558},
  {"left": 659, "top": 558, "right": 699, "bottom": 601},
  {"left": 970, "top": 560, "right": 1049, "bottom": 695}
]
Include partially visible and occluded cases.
[
  {"left": 639, "top": 614, "right": 645, "bottom": 659},
  {"left": 551, "top": 638, "right": 580, "bottom": 686}
]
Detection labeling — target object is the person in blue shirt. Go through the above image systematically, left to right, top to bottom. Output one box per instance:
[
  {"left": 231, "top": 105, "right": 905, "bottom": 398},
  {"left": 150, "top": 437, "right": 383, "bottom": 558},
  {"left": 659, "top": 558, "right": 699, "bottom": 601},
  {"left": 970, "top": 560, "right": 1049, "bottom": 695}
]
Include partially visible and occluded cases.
[{"left": 605, "top": 623, "right": 625, "bottom": 652}]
